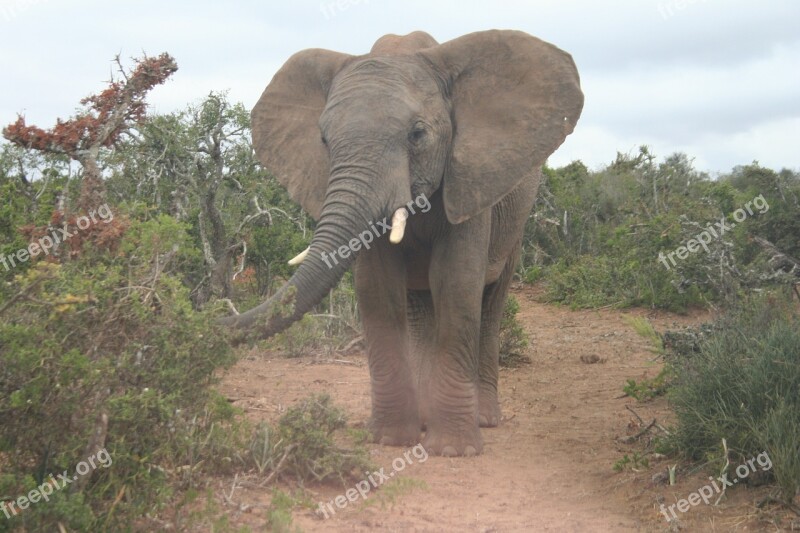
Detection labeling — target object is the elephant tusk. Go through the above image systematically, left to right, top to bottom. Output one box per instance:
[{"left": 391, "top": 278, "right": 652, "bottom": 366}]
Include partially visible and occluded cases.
[
  {"left": 389, "top": 208, "right": 408, "bottom": 244},
  {"left": 287, "top": 246, "right": 310, "bottom": 266}
]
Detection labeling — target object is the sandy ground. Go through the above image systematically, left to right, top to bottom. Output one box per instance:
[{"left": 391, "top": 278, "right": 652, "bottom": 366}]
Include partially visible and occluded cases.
[{"left": 213, "top": 285, "right": 795, "bottom": 532}]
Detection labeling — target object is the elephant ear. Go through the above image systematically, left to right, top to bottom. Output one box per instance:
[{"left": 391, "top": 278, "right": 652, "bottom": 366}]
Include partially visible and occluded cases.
[
  {"left": 420, "top": 30, "right": 583, "bottom": 224},
  {"left": 251, "top": 49, "right": 353, "bottom": 220}
]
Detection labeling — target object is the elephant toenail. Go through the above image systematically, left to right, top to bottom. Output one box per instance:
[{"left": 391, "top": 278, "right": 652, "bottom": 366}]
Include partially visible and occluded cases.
[
  {"left": 464, "top": 445, "right": 477, "bottom": 457},
  {"left": 441, "top": 446, "right": 458, "bottom": 457}
]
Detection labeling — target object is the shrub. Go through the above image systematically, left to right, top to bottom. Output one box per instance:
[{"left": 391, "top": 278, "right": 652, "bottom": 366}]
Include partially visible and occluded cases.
[
  {"left": 523, "top": 153, "right": 800, "bottom": 311},
  {"left": 0, "top": 215, "right": 241, "bottom": 531},
  {"left": 541, "top": 225, "right": 707, "bottom": 312},
  {"left": 267, "top": 272, "right": 360, "bottom": 357},
  {"left": 668, "top": 294, "right": 800, "bottom": 501},
  {"left": 499, "top": 295, "right": 530, "bottom": 367},
  {"left": 622, "top": 369, "right": 671, "bottom": 402},
  {"left": 270, "top": 394, "right": 373, "bottom": 485}
]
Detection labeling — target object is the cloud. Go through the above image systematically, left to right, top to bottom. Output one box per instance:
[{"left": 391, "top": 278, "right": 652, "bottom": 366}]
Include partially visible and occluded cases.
[
  {"left": 0, "top": 0, "right": 797, "bottom": 173},
  {"left": 583, "top": 41, "right": 800, "bottom": 140}
]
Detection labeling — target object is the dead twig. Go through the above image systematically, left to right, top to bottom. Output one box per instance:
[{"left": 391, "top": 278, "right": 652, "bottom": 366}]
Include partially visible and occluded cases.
[
  {"left": 0, "top": 274, "right": 51, "bottom": 316},
  {"left": 218, "top": 298, "right": 239, "bottom": 315},
  {"left": 596, "top": 301, "right": 624, "bottom": 310},
  {"left": 338, "top": 335, "right": 363, "bottom": 353},
  {"left": 625, "top": 404, "right": 645, "bottom": 425},
  {"left": 621, "top": 405, "right": 670, "bottom": 442},
  {"left": 635, "top": 419, "right": 658, "bottom": 439},
  {"left": 655, "top": 423, "right": 671, "bottom": 436},
  {"left": 714, "top": 438, "right": 730, "bottom": 506},
  {"left": 259, "top": 443, "right": 297, "bottom": 487},
  {"left": 222, "top": 473, "right": 240, "bottom": 506},
  {"left": 756, "top": 495, "right": 800, "bottom": 515}
]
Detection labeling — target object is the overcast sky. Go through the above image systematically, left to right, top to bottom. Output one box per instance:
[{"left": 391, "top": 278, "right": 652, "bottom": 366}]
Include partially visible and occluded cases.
[{"left": 1, "top": 0, "right": 798, "bottom": 174}]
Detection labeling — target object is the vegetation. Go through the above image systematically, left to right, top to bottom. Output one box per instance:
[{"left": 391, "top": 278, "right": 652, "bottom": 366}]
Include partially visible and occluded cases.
[
  {"left": 0, "top": 55, "right": 365, "bottom": 531},
  {"left": 523, "top": 148, "right": 800, "bottom": 311},
  {"left": 0, "top": 217, "right": 241, "bottom": 530},
  {"left": 666, "top": 294, "right": 800, "bottom": 502},
  {"left": 498, "top": 295, "right": 530, "bottom": 367},
  {"left": 621, "top": 316, "right": 670, "bottom": 401},
  {"left": 622, "top": 316, "right": 664, "bottom": 356},
  {"left": 622, "top": 369, "right": 671, "bottom": 402},
  {"left": 260, "top": 394, "right": 372, "bottom": 485},
  {"left": 613, "top": 452, "right": 650, "bottom": 472},
  {"left": 359, "top": 477, "right": 427, "bottom": 512},
  {"left": 265, "top": 488, "right": 306, "bottom": 533}
]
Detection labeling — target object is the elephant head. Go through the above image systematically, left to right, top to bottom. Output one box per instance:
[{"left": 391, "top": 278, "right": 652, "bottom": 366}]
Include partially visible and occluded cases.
[{"left": 219, "top": 30, "right": 583, "bottom": 338}]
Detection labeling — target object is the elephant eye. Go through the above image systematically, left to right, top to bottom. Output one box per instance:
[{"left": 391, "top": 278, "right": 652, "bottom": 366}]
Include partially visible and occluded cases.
[
  {"left": 408, "top": 126, "right": 427, "bottom": 144},
  {"left": 320, "top": 135, "right": 328, "bottom": 146}
]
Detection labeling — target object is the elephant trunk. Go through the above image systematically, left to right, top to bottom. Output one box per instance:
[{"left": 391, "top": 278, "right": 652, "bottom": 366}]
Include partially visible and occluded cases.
[{"left": 217, "top": 187, "right": 379, "bottom": 340}]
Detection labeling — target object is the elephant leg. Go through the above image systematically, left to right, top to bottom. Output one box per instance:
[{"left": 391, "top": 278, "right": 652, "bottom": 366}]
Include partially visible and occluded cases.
[
  {"left": 423, "top": 219, "right": 489, "bottom": 456},
  {"left": 355, "top": 243, "right": 420, "bottom": 447},
  {"left": 477, "top": 247, "right": 519, "bottom": 427},
  {"left": 407, "top": 289, "right": 436, "bottom": 430}
]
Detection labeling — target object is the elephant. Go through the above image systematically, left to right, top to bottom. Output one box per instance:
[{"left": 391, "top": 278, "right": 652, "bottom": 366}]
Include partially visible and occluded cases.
[{"left": 219, "top": 30, "right": 583, "bottom": 456}]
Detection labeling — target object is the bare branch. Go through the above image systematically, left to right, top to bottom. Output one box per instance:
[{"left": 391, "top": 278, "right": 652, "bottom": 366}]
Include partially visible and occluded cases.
[
  {"left": 197, "top": 211, "right": 217, "bottom": 267},
  {"left": 232, "top": 241, "right": 247, "bottom": 280},
  {"left": 218, "top": 298, "right": 240, "bottom": 315}
]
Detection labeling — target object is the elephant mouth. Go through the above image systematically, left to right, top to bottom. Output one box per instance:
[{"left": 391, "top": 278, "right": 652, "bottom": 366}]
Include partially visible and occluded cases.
[{"left": 287, "top": 192, "right": 432, "bottom": 270}]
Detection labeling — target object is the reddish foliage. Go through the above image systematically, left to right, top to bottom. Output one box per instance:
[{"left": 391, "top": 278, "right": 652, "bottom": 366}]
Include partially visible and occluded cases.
[
  {"left": 2, "top": 53, "right": 177, "bottom": 157},
  {"left": 19, "top": 212, "right": 129, "bottom": 262},
  {"left": 234, "top": 266, "right": 257, "bottom": 285}
]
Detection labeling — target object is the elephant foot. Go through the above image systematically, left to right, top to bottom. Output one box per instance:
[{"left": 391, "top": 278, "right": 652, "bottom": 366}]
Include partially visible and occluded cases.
[
  {"left": 478, "top": 392, "right": 501, "bottom": 428},
  {"left": 368, "top": 417, "right": 421, "bottom": 447},
  {"left": 422, "top": 425, "right": 483, "bottom": 456}
]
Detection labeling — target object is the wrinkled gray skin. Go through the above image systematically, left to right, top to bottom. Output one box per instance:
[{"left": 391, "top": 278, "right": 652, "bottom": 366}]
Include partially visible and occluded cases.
[{"left": 219, "top": 30, "right": 583, "bottom": 456}]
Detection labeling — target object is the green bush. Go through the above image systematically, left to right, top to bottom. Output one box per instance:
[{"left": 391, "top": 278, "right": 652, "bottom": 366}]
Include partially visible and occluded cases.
[
  {"left": 523, "top": 152, "right": 799, "bottom": 311},
  {"left": 0, "top": 215, "right": 242, "bottom": 531},
  {"left": 540, "top": 219, "right": 712, "bottom": 312},
  {"left": 266, "top": 271, "right": 360, "bottom": 357},
  {"left": 668, "top": 294, "right": 800, "bottom": 501},
  {"left": 499, "top": 295, "right": 530, "bottom": 367},
  {"left": 622, "top": 369, "right": 671, "bottom": 402},
  {"left": 271, "top": 394, "right": 373, "bottom": 485}
]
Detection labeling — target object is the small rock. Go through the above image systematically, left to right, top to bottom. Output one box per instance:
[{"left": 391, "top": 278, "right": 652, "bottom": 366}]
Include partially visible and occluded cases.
[{"left": 652, "top": 471, "right": 669, "bottom": 485}]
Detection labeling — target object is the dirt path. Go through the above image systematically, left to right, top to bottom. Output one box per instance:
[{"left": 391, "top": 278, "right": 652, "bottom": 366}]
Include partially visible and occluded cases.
[{"left": 215, "top": 286, "right": 781, "bottom": 532}]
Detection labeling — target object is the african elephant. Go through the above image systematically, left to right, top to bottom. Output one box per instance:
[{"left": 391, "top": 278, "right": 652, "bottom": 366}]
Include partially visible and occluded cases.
[{"left": 220, "top": 30, "right": 583, "bottom": 456}]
